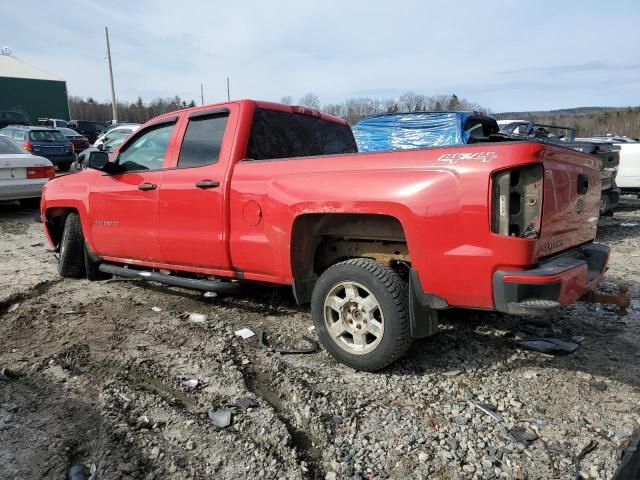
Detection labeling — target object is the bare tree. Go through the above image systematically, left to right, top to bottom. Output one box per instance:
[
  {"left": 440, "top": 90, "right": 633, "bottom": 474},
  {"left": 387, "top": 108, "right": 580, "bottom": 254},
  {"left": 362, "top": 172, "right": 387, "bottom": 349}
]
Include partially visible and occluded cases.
[
  {"left": 298, "top": 92, "right": 321, "bottom": 109},
  {"left": 398, "top": 92, "right": 427, "bottom": 112},
  {"left": 280, "top": 96, "right": 293, "bottom": 105}
]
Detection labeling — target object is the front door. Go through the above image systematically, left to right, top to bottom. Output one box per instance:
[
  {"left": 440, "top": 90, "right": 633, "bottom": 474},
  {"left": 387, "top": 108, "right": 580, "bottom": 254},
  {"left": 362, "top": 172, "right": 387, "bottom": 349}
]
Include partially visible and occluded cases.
[
  {"left": 158, "top": 109, "right": 231, "bottom": 268},
  {"left": 89, "top": 120, "right": 178, "bottom": 262}
]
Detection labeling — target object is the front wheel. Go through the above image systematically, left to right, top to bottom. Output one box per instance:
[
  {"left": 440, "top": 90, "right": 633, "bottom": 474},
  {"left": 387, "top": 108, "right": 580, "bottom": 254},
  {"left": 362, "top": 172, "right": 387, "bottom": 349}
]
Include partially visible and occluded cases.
[
  {"left": 58, "top": 213, "right": 86, "bottom": 278},
  {"left": 311, "top": 258, "right": 411, "bottom": 371}
]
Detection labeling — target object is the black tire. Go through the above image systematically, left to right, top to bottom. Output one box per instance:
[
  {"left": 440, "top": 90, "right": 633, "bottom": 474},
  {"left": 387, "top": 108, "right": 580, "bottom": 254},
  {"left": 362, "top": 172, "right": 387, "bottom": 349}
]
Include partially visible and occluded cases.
[
  {"left": 57, "top": 163, "right": 72, "bottom": 172},
  {"left": 19, "top": 197, "right": 41, "bottom": 208},
  {"left": 58, "top": 213, "right": 86, "bottom": 278},
  {"left": 85, "top": 243, "right": 111, "bottom": 281},
  {"left": 311, "top": 258, "right": 411, "bottom": 371}
]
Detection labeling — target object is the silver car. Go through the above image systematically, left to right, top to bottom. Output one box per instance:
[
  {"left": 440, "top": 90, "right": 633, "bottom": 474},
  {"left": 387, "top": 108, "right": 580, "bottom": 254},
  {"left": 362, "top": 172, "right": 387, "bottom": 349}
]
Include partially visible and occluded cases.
[{"left": 0, "top": 135, "right": 55, "bottom": 207}]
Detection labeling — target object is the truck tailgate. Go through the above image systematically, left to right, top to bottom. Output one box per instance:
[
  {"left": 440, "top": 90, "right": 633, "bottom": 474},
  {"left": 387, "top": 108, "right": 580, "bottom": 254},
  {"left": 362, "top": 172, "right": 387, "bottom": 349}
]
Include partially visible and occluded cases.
[{"left": 536, "top": 146, "right": 602, "bottom": 258}]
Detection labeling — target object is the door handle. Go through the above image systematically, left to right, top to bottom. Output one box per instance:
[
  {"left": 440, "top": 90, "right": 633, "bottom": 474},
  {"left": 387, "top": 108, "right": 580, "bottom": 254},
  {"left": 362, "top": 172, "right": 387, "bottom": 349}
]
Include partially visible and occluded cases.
[
  {"left": 195, "top": 180, "right": 220, "bottom": 189},
  {"left": 138, "top": 183, "right": 157, "bottom": 191}
]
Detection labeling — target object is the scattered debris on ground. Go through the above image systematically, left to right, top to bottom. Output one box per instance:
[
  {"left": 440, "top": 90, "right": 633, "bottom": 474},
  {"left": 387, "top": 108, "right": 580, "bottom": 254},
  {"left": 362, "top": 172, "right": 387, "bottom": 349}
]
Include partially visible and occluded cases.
[{"left": 1, "top": 198, "right": 639, "bottom": 479}]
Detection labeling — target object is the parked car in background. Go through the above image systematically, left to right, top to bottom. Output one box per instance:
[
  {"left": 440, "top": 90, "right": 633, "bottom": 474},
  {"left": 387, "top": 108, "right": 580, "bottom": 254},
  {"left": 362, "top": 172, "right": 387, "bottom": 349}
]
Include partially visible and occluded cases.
[
  {"left": 0, "top": 111, "right": 28, "bottom": 129},
  {"left": 38, "top": 118, "right": 68, "bottom": 128},
  {"left": 67, "top": 120, "right": 107, "bottom": 143},
  {"left": 93, "top": 123, "right": 140, "bottom": 148},
  {"left": 0, "top": 125, "right": 75, "bottom": 171},
  {"left": 57, "top": 127, "right": 91, "bottom": 153},
  {"left": 77, "top": 132, "right": 132, "bottom": 168},
  {"left": 0, "top": 134, "right": 55, "bottom": 207},
  {"left": 585, "top": 135, "right": 638, "bottom": 143},
  {"left": 578, "top": 137, "right": 640, "bottom": 194},
  {"left": 615, "top": 143, "right": 640, "bottom": 193}
]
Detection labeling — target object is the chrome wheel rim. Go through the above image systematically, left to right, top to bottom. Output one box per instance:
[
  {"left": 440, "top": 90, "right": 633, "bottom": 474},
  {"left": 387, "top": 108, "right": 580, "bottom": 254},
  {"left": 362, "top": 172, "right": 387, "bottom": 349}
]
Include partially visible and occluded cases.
[{"left": 323, "top": 281, "right": 384, "bottom": 355}]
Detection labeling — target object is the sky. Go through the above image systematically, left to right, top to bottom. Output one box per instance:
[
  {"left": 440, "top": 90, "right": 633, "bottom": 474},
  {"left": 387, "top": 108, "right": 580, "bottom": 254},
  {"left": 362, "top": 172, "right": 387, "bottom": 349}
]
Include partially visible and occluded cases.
[{"left": 2, "top": 0, "right": 639, "bottom": 112}]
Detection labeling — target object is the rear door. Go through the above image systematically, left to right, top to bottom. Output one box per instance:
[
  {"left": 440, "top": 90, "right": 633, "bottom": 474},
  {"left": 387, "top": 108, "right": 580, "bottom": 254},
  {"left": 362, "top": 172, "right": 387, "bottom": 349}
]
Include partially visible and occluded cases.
[
  {"left": 158, "top": 107, "right": 234, "bottom": 268},
  {"left": 89, "top": 118, "right": 179, "bottom": 262}
]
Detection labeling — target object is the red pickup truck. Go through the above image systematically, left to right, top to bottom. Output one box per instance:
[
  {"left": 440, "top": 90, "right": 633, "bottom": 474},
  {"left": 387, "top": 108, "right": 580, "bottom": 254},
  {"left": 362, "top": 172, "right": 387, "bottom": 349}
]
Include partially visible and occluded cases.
[{"left": 41, "top": 100, "right": 608, "bottom": 370}]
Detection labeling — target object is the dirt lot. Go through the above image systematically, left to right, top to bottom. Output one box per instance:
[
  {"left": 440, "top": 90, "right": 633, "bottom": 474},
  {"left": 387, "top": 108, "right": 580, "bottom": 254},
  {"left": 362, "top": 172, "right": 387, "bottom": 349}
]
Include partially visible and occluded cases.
[{"left": 1, "top": 199, "right": 639, "bottom": 480}]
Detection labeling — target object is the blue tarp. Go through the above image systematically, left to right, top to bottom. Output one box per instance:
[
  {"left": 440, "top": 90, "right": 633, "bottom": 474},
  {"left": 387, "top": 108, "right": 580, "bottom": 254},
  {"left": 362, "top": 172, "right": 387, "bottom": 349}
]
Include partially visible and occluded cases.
[{"left": 353, "top": 112, "right": 472, "bottom": 152}]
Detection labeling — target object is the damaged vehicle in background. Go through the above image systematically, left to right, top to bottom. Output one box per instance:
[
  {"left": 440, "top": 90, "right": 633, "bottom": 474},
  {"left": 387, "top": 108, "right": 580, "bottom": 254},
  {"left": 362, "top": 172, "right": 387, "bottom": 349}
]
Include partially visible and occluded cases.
[
  {"left": 41, "top": 100, "right": 621, "bottom": 371},
  {"left": 497, "top": 120, "right": 621, "bottom": 215},
  {"left": 76, "top": 131, "right": 132, "bottom": 169},
  {"left": 577, "top": 135, "right": 640, "bottom": 196}
]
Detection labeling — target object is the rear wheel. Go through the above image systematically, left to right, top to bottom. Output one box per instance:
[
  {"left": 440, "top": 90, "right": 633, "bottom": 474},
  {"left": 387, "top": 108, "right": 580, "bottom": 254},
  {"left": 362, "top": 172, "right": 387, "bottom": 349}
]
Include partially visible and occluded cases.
[
  {"left": 57, "top": 163, "right": 72, "bottom": 172},
  {"left": 58, "top": 213, "right": 86, "bottom": 278},
  {"left": 311, "top": 258, "right": 411, "bottom": 371}
]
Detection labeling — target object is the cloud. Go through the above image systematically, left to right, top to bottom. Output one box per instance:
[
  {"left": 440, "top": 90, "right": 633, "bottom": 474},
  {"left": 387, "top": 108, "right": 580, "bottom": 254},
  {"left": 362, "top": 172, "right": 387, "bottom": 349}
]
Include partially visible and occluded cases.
[
  {"left": 2, "top": 0, "right": 640, "bottom": 111},
  {"left": 501, "top": 61, "right": 640, "bottom": 75}
]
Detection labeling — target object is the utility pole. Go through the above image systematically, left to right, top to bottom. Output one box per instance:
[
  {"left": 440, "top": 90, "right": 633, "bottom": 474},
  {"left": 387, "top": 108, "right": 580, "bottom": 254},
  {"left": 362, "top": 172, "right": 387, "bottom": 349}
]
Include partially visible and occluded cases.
[
  {"left": 105, "top": 26, "right": 118, "bottom": 124},
  {"left": 226, "top": 77, "right": 230, "bottom": 101},
  {"left": 200, "top": 83, "right": 204, "bottom": 106}
]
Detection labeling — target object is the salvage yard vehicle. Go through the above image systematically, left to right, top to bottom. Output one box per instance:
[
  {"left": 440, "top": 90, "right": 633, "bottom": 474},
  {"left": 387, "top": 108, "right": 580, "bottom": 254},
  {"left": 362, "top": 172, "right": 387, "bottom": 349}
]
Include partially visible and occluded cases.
[
  {"left": 41, "top": 100, "right": 612, "bottom": 370},
  {"left": 0, "top": 111, "right": 28, "bottom": 129},
  {"left": 38, "top": 118, "right": 68, "bottom": 128},
  {"left": 67, "top": 120, "right": 107, "bottom": 144},
  {"left": 93, "top": 123, "right": 140, "bottom": 149},
  {"left": 0, "top": 125, "right": 75, "bottom": 171},
  {"left": 58, "top": 127, "right": 91, "bottom": 153},
  {"left": 0, "top": 134, "right": 55, "bottom": 206},
  {"left": 578, "top": 137, "right": 640, "bottom": 195}
]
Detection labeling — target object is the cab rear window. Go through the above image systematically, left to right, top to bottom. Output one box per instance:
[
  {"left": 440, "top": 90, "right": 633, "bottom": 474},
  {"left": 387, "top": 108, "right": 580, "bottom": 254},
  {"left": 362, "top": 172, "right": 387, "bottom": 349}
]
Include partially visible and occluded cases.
[{"left": 246, "top": 108, "right": 356, "bottom": 161}]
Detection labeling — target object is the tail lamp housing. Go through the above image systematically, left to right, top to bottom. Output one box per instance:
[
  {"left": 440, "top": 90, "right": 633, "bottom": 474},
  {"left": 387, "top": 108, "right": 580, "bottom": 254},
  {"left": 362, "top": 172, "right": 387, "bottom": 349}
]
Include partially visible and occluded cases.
[
  {"left": 491, "top": 164, "right": 543, "bottom": 238},
  {"left": 27, "top": 166, "right": 56, "bottom": 179}
]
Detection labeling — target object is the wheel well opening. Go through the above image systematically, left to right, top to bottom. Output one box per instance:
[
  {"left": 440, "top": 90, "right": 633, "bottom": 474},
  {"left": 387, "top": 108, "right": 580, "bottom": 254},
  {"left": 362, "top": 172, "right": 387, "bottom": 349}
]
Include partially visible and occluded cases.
[
  {"left": 45, "top": 207, "right": 77, "bottom": 249},
  {"left": 290, "top": 214, "right": 409, "bottom": 304}
]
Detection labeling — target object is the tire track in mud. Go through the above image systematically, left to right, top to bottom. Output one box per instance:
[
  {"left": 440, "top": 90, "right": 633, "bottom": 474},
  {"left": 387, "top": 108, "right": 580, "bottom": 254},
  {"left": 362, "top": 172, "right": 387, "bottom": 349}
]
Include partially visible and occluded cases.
[
  {"left": 0, "top": 279, "right": 63, "bottom": 313},
  {"left": 226, "top": 336, "right": 327, "bottom": 480}
]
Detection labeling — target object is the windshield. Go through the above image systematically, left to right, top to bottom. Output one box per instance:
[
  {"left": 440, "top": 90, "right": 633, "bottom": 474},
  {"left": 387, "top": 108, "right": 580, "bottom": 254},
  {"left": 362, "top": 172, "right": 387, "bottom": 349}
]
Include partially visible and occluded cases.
[
  {"left": 0, "top": 112, "right": 26, "bottom": 122},
  {"left": 106, "top": 128, "right": 134, "bottom": 140},
  {"left": 29, "top": 130, "right": 68, "bottom": 142},
  {"left": 103, "top": 134, "right": 128, "bottom": 151},
  {"left": 0, "top": 135, "right": 25, "bottom": 154}
]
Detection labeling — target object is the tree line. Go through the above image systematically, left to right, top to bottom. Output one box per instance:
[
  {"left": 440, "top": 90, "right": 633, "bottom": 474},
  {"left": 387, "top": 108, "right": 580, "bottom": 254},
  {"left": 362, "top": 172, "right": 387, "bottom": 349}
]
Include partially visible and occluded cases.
[
  {"left": 69, "top": 91, "right": 485, "bottom": 126},
  {"left": 69, "top": 92, "right": 639, "bottom": 138},
  {"left": 282, "top": 92, "right": 486, "bottom": 124},
  {"left": 68, "top": 95, "right": 197, "bottom": 124}
]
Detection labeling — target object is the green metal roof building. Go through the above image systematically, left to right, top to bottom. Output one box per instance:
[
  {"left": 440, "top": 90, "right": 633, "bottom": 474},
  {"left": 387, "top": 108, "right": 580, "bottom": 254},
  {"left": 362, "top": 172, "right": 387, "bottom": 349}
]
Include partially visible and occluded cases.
[{"left": 0, "top": 54, "right": 70, "bottom": 123}]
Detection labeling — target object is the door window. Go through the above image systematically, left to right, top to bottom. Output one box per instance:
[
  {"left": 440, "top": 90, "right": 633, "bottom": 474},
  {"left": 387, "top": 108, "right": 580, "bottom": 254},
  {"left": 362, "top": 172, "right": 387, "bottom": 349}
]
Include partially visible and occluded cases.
[
  {"left": 177, "top": 114, "right": 229, "bottom": 168},
  {"left": 118, "top": 123, "right": 175, "bottom": 172},
  {"left": 12, "top": 130, "right": 25, "bottom": 141}
]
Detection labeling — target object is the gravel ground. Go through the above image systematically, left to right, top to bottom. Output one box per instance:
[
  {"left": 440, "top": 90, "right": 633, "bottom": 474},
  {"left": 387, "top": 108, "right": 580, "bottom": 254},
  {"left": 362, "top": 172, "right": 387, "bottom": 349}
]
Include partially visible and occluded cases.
[{"left": 0, "top": 198, "right": 639, "bottom": 479}]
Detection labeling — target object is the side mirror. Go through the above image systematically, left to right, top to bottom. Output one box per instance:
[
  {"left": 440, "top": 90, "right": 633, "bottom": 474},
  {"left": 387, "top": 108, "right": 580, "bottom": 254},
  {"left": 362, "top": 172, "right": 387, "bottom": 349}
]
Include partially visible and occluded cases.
[
  {"left": 97, "top": 143, "right": 105, "bottom": 151},
  {"left": 87, "top": 151, "right": 109, "bottom": 170}
]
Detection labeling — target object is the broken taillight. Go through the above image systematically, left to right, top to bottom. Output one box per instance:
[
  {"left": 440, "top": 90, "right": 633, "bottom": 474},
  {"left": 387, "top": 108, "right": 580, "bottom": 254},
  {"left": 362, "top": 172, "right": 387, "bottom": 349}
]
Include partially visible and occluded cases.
[{"left": 491, "top": 164, "right": 543, "bottom": 238}]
